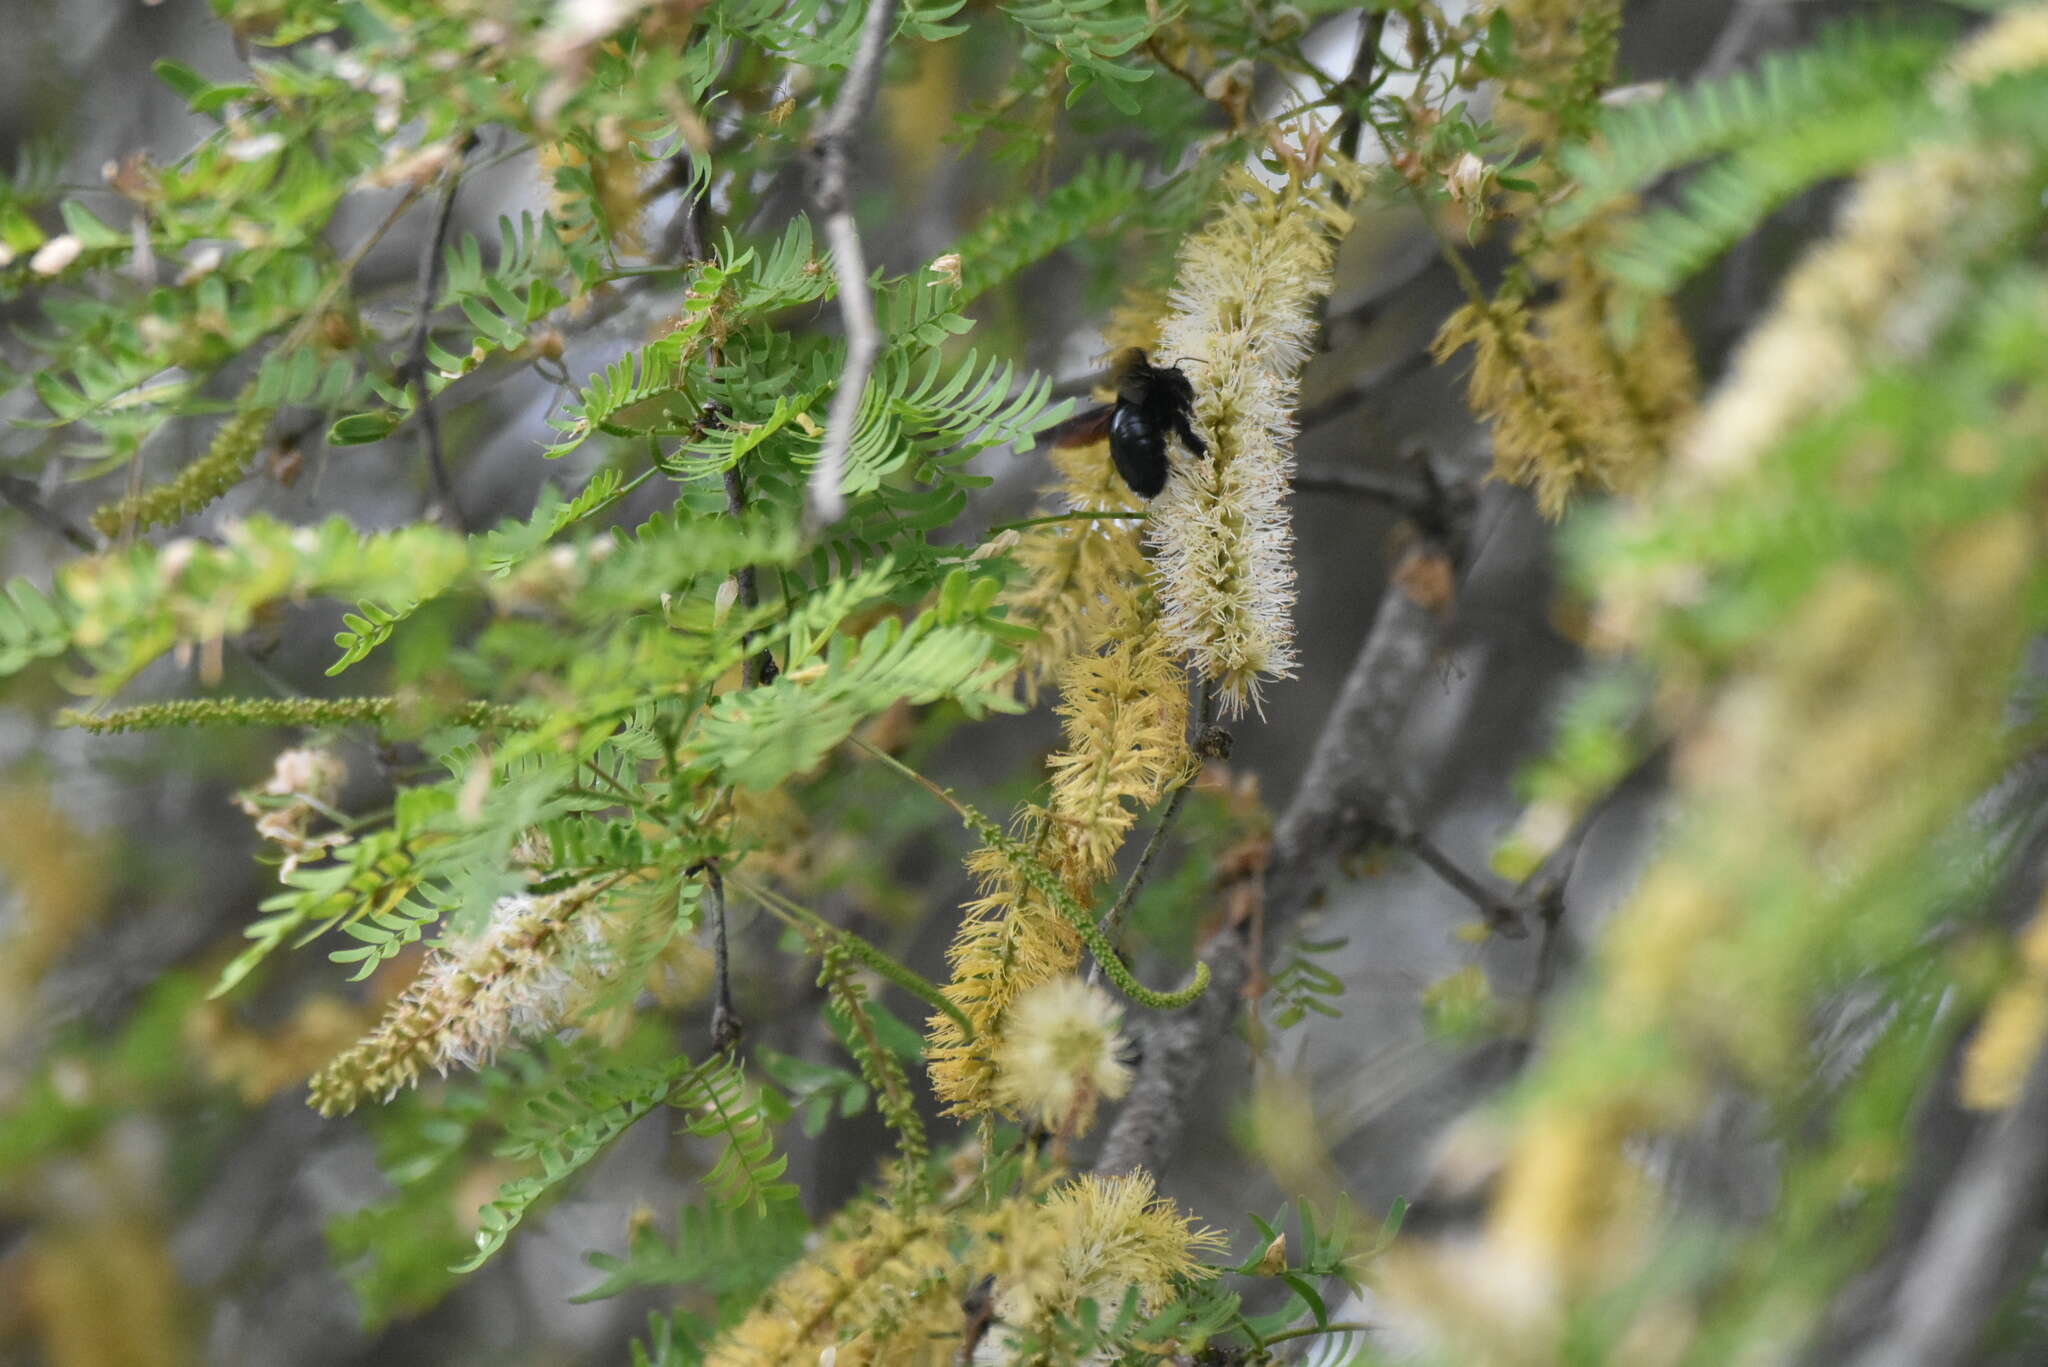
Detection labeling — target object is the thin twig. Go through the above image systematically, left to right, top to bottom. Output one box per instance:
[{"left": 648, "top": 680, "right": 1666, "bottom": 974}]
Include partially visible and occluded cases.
[
  {"left": 806, "top": 0, "right": 900, "bottom": 526},
  {"left": 1331, "top": 10, "right": 1391, "bottom": 167},
  {"left": 1144, "top": 36, "right": 1213, "bottom": 105},
  {"left": 404, "top": 137, "right": 476, "bottom": 533},
  {"left": 662, "top": 149, "right": 714, "bottom": 265},
  {"left": 1296, "top": 352, "right": 1432, "bottom": 428},
  {"left": 721, "top": 463, "right": 780, "bottom": 685},
  {"left": 1291, "top": 465, "right": 1432, "bottom": 513},
  {"left": 0, "top": 474, "right": 96, "bottom": 551},
  {"left": 989, "top": 509, "right": 1148, "bottom": 533},
  {"left": 847, "top": 732, "right": 973, "bottom": 821},
  {"left": 1520, "top": 742, "right": 1668, "bottom": 1008},
  {"left": 1100, "top": 785, "right": 1196, "bottom": 949},
  {"left": 1401, "top": 826, "right": 1524, "bottom": 937},
  {"left": 703, "top": 862, "right": 743, "bottom": 1053},
  {"left": 734, "top": 873, "right": 974, "bottom": 1040},
  {"left": 1260, "top": 1321, "right": 1375, "bottom": 1349}
]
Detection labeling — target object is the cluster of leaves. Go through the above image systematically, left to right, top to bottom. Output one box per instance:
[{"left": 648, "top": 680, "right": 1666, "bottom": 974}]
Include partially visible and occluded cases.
[{"left": 28, "top": 0, "right": 2048, "bottom": 1364}]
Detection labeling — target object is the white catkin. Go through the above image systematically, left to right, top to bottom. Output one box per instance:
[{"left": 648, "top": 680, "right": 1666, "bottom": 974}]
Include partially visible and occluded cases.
[{"left": 1145, "top": 173, "right": 1344, "bottom": 716}]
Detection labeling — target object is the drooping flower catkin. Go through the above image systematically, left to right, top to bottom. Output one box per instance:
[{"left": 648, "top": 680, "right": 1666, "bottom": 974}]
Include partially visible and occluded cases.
[
  {"left": 1432, "top": 0, "right": 1699, "bottom": 516},
  {"left": 1146, "top": 167, "right": 1351, "bottom": 716},
  {"left": 1434, "top": 254, "right": 1697, "bottom": 516},
  {"left": 90, "top": 401, "right": 277, "bottom": 537},
  {"left": 1004, "top": 441, "right": 1148, "bottom": 701},
  {"left": 1044, "top": 585, "right": 1189, "bottom": 886},
  {"left": 927, "top": 593, "right": 1187, "bottom": 1121},
  {"left": 926, "top": 811, "right": 1084, "bottom": 1118},
  {"left": 308, "top": 878, "right": 619, "bottom": 1115},
  {"left": 705, "top": 1171, "right": 1222, "bottom": 1366},
  {"left": 990, "top": 1172, "right": 1225, "bottom": 1354},
  {"left": 704, "top": 1195, "right": 963, "bottom": 1367}
]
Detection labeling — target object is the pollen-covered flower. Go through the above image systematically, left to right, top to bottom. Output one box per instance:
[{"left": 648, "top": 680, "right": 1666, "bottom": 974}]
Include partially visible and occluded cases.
[
  {"left": 1146, "top": 167, "right": 1351, "bottom": 716},
  {"left": 1003, "top": 440, "right": 1149, "bottom": 700},
  {"left": 1044, "top": 586, "right": 1189, "bottom": 886},
  {"left": 927, "top": 811, "right": 1084, "bottom": 1118},
  {"left": 991, "top": 976, "right": 1132, "bottom": 1135},
  {"left": 992, "top": 1173, "right": 1225, "bottom": 1348},
  {"left": 705, "top": 1196, "right": 967, "bottom": 1367}
]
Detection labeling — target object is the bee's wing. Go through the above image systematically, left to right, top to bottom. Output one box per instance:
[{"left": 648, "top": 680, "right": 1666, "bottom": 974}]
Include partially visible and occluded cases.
[{"left": 1043, "top": 404, "right": 1115, "bottom": 448}]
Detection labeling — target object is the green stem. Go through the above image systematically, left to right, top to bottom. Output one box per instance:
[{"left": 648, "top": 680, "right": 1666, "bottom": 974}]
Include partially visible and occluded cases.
[
  {"left": 989, "top": 509, "right": 1148, "bottom": 533},
  {"left": 59, "top": 696, "right": 535, "bottom": 734},
  {"left": 846, "top": 734, "right": 976, "bottom": 820},
  {"left": 846, "top": 736, "right": 1210, "bottom": 1009},
  {"left": 982, "top": 822, "right": 1211, "bottom": 1011},
  {"left": 731, "top": 874, "right": 977, "bottom": 1041},
  {"left": 1259, "top": 1321, "right": 1374, "bottom": 1348}
]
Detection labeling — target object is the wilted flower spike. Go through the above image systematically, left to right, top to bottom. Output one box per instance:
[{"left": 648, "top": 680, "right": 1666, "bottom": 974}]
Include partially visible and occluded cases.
[
  {"left": 1147, "top": 168, "right": 1350, "bottom": 716},
  {"left": 1045, "top": 585, "right": 1189, "bottom": 887},
  {"left": 235, "top": 745, "right": 349, "bottom": 880},
  {"left": 308, "top": 880, "right": 618, "bottom": 1115},
  {"left": 705, "top": 1197, "right": 964, "bottom": 1366}
]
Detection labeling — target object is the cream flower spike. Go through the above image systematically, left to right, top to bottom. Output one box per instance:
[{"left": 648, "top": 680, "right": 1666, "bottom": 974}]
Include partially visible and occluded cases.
[{"left": 1146, "top": 165, "right": 1353, "bottom": 716}]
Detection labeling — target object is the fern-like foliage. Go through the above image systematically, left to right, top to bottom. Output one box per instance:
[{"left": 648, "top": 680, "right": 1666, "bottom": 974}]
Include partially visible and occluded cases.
[
  {"left": 1004, "top": 0, "right": 1169, "bottom": 112},
  {"left": 1547, "top": 18, "right": 1961, "bottom": 292},
  {"left": 1553, "top": 20, "right": 1954, "bottom": 224},
  {"left": 953, "top": 154, "right": 1149, "bottom": 303},
  {"left": 693, "top": 569, "right": 1025, "bottom": 789},
  {"left": 0, "top": 577, "right": 70, "bottom": 677},
  {"left": 448, "top": 1057, "right": 693, "bottom": 1272},
  {"left": 681, "top": 1057, "right": 796, "bottom": 1216},
  {"left": 574, "top": 1199, "right": 807, "bottom": 1305}
]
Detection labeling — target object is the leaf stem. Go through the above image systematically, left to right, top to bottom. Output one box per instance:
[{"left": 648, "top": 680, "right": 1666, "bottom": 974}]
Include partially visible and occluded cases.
[
  {"left": 988, "top": 509, "right": 1148, "bottom": 533},
  {"left": 846, "top": 734, "right": 1210, "bottom": 1009},
  {"left": 732, "top": 873, "right": 976, "bottom": 1041},
  {"left": 1259, "top": 1320, "right": 1374, "bottom": 1348}
]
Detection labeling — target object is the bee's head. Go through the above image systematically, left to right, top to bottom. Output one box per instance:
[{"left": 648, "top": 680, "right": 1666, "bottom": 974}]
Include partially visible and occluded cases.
[{"left": 1106, "top": 346, "right": 1151, "bottom": 383}]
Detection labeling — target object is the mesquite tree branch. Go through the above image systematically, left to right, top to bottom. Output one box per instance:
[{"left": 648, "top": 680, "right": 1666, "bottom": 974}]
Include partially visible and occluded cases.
[
  {"left": 806, "top": 0, "right": 899, "bottom": 526},
  {"left": 404, "top": 136, "right": 476, "bottom": 533},
  {"left": 0, "top": 473, "right": 96, "bottom": 551},
  {"left": 1097, "top": 486, "right": 1479, "bottom": 1176},
  {"left": 704, "top": 862, "right": 743, "bottom": 1054},
  {"left": 1847, "top": 1035, "right": 2048, "bottom": 1367}
]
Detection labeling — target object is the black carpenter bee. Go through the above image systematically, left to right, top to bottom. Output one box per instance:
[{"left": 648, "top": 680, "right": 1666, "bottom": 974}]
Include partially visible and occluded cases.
[{"left": 1046, "top": 347, "right": 1208, "bottom": 499}]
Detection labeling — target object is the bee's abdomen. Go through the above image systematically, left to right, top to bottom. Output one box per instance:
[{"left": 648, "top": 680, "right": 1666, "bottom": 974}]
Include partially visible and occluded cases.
[{"left": 1108, "top": 403, "right": 1169, "bottom": 499}]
